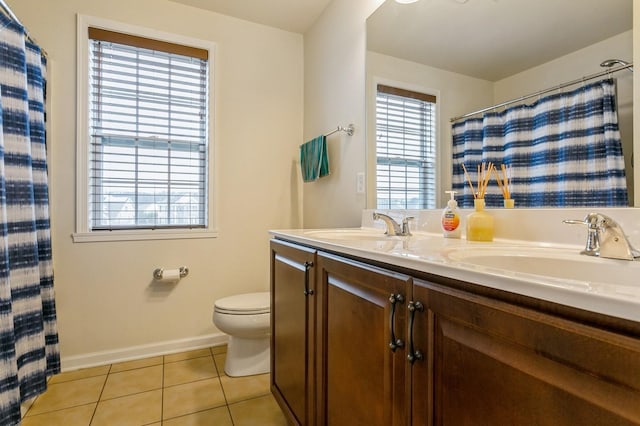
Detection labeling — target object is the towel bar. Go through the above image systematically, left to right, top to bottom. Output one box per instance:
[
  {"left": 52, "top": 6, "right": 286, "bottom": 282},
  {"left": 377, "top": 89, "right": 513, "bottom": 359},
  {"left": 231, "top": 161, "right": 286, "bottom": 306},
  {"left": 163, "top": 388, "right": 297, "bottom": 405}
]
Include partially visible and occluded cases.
[{"left": 325, "top": 124, "right": 354, "bottom": 137}]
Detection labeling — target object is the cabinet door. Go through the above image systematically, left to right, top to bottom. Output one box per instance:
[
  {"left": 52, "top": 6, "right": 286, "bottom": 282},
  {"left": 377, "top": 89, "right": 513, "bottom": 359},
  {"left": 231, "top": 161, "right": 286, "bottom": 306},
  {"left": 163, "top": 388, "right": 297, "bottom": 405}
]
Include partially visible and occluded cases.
[
  {"left": 270, "top": 240, "right": 316, "bottom": 425},
  {"left": 316, "top": 252, "right": 412, "bottom": 426},
  {"left": 411, "top": 280, "right": 640, "bottom": 426}
]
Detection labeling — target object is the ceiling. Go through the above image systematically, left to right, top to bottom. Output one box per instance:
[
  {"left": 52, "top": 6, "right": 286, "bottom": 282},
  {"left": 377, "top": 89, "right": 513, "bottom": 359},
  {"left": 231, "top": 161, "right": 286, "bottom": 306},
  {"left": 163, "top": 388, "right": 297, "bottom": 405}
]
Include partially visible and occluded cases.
[
  {"left": 168, "top": 0, "right": 333, "bottom": 33},
  {"left": 367, "top": 0, "right": 633, "bottom": 81}
]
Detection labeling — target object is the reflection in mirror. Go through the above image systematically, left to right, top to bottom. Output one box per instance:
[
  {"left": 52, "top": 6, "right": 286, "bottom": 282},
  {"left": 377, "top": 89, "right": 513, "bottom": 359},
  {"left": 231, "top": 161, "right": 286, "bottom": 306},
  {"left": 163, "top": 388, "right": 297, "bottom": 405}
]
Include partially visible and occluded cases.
[{"left": 366, "top": 0, "right": 634, "bottom": 208}]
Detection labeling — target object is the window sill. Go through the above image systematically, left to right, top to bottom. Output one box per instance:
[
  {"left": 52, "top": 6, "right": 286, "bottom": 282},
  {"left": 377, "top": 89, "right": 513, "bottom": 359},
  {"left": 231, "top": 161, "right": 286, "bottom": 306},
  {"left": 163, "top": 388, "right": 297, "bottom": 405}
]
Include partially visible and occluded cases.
[{"left": 71, "top": 228, "right": 218, "bottom": 243}]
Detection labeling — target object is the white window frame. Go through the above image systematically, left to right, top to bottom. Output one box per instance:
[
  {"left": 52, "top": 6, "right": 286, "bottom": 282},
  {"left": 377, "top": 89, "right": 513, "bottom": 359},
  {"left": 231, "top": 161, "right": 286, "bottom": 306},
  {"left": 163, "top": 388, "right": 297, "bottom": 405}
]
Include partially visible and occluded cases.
[{"left": 73, "top": 15, "right": 218, "bottom": 242}]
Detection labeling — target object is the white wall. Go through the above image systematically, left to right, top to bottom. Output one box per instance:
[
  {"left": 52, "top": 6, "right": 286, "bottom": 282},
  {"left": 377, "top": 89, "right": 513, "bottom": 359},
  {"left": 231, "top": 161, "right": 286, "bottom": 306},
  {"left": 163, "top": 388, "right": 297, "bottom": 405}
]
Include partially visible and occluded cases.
[
  {"left": 8, "top": 0, "right": 303, "bottom": 368},
  {"left": 302, "top": 0, "right": 385, "bottom": 228},
  {"left": 494, "top": 31, "right": 633, "bottom": 102},
  {"left": 366, "top": 52, "right": 495, "bottom": 207}
]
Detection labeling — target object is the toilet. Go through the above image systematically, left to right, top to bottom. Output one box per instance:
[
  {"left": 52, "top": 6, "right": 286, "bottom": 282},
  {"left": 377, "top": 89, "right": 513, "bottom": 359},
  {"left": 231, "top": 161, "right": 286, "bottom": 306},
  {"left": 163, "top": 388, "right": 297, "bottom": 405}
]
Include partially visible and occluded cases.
[{"left": 212, "top": 291, "right": 271, "bottom": 377}]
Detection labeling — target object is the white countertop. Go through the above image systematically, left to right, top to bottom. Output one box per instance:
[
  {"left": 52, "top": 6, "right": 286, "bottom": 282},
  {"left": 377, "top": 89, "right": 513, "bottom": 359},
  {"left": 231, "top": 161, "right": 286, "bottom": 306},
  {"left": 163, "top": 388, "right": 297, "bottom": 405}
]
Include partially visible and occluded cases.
[{"left": 270, "top": 227, "right": 640, "bottom": 323}]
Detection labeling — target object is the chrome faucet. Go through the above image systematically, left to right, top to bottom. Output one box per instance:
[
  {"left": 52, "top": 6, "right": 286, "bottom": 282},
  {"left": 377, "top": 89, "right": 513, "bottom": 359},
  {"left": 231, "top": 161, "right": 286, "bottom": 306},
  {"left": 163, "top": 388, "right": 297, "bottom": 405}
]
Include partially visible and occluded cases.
[
  {"left": 373, "top": 212, "right": 414, "bottom": 236},
  {"left": 563, "top": 213, "right": 640, "bottom": 260}
]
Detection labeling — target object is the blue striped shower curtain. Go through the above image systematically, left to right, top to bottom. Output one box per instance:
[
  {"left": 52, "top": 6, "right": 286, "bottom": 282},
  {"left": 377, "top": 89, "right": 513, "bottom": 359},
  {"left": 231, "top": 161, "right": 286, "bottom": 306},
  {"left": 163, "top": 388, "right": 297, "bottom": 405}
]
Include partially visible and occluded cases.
[
  {"left": 1, "top": 9, "right": 60, "bottom": 425},
  {"left": 452, "top": 79, "right": 628, "bottom": 208}
]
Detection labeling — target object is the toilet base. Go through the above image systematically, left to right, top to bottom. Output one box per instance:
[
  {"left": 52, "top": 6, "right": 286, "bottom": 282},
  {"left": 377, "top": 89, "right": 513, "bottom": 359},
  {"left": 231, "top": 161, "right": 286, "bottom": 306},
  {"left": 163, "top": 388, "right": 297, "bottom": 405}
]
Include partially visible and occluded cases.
[{"left": 224, "top": 335, "right": 270, "bottom": 377}]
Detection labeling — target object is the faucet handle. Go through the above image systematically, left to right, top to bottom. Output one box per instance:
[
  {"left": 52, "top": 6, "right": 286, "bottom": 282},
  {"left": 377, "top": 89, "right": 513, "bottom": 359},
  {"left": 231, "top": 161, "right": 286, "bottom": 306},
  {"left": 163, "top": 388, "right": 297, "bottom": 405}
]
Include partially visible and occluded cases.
[
  {"left": 563, "top": 213, "right": 604, "bottom": 228},
  {"left": 563, "top": 215, "right": 601, "bottom": 256},
  {"left": 401, "top": 216, "right": 415, "bottom": 236},
  {"left": 562, "top": 219, "right": 587, "bottom": 226}
]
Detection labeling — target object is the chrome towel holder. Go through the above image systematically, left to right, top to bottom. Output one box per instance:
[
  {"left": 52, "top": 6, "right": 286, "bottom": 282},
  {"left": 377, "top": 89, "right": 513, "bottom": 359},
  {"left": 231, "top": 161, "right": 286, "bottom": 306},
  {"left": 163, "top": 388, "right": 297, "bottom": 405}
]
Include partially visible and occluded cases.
[{"left": 325, "top": 124, "right": 354, "bottom": 137}]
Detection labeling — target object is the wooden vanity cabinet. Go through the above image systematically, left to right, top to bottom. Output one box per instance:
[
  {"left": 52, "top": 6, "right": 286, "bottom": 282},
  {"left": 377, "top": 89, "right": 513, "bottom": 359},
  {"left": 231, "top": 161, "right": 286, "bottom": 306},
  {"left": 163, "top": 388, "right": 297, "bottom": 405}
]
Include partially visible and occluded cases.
[
  {"left": 271, "top": 239, "right": 640, "bottom": 425},
  {"left": 270, "top": 240, "right": 317, "bottom": 425},
  {"left": 315, "top": 252, "right": 412, "bottom": 426},
  {"left": 411, "top": 280, "right": 640, "bottom": 425}
]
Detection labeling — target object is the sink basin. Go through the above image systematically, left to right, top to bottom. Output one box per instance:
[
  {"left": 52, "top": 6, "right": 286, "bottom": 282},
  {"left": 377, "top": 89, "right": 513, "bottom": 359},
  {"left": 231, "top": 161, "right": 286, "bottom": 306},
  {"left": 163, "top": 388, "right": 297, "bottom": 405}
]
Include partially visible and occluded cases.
[{"left": 445, "top": 246, "right": 640, "bottom": 287}]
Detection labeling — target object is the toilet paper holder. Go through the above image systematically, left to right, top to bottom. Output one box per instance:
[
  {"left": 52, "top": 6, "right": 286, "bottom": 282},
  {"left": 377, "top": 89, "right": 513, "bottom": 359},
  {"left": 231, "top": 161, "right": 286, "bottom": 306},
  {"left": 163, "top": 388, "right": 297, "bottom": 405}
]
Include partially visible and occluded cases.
[{"left": 153, "top": 266, "right": 189, "bottom": 281}]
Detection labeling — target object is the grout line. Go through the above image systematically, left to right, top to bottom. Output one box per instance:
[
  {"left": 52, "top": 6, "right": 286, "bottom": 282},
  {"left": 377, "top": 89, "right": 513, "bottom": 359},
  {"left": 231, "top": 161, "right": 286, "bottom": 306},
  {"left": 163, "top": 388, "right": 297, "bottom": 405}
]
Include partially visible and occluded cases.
[
  {"left": 211, "top": 349, "right": 234, "bottom": 423},
  {"left": 212, "top": 350, "right": 237, "bottom": 425},
  {"left": 164, "top": 353, "right": 212, "bottom": 365},
  {"left": 160, "top": 356, "right": 165, "bottom": 422},
  {"left": 89, "top": 364, "right": 111, "bottom": 425},
  {"left": 219, "top": 374, "right": 236, "bottom": 426},
  {"left": 162, "top": 375, "right": 220, "bottom": 391},
  {"left": 96, "top": 387, "right": 164, "bottom": 402},
  {"left": 21, "top": 394, "right": 38, "bottom": 418},
  {"left": 22, "top": 402, "right": 98, "bottom": 420},
  {"left": 160, "top": 405, "right": 227, "bottom": 424}
]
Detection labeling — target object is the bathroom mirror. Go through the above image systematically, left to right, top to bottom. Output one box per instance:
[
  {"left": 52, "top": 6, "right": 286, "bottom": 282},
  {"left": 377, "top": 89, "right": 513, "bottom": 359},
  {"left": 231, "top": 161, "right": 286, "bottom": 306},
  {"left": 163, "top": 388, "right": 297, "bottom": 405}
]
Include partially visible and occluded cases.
[{"left": 366, "top": 0, "right": 635, "bottom": 208}]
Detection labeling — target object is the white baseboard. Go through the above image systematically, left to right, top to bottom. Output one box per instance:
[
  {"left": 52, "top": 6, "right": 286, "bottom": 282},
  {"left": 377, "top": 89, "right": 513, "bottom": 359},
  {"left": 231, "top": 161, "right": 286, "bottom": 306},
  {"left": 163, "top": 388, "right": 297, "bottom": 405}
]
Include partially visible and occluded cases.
[{"left": 60, "top": 333, "right": 229, "bottom": 372}]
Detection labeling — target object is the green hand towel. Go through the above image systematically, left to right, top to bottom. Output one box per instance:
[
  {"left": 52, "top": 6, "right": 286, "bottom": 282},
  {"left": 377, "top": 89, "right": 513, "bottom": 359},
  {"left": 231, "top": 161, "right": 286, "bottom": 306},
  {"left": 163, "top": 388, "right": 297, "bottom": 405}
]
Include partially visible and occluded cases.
[{"left": 300, "top": 135, "right": 329, "bottom": 182}]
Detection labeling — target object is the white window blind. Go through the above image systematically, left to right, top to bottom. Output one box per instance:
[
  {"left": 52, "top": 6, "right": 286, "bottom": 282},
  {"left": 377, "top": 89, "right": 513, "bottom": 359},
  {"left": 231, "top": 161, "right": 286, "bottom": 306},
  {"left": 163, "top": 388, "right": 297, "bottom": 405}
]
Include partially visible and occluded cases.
[
  {"left": 88, "top": 28, "right": 209, "bottom": 230},
  {"left": 376, "top": 84, "right": 437, "bottom": 209}
]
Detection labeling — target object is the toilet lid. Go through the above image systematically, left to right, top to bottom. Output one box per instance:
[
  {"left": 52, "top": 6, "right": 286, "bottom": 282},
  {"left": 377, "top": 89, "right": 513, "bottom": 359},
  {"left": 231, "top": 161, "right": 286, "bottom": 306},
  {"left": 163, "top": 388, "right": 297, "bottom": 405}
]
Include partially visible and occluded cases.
[{"left": 214, "top": 292, "right": 270, "bottom": 315}]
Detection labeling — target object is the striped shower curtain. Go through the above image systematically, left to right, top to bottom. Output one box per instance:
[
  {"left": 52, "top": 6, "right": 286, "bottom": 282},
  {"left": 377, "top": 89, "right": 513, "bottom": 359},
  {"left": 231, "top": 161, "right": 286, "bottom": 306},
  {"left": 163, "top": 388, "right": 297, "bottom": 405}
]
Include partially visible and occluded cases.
[
  {"left": 0, "top": 9, "right": 60, "bottom": 425},
  {"left": 452, "top": 78, "right": 628, "bottom": 208}
]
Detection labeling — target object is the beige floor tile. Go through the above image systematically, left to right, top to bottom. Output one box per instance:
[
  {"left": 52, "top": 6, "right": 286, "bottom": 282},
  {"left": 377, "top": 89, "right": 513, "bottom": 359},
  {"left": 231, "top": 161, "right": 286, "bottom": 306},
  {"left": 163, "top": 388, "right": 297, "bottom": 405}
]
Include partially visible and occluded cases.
[
  {"left": 210, "top": 345, "right": 227, "bottom": 355},
  {"left": 164, "top": 348, "right": 212, "bottom": 363},
  {"left": 213, "top": 353, "right": 226, "bottom": 375},
  {"left": 110, "top": 356, "right": 163, "bottom": 373},
  {"left": 163, "top": 356, "right": 217, "bottom": 387},
  {"left": 49, "top": 365, "right": 111, "bottom": 384},
  {"left": 101, "top": 365, "right": 163, "bottom": 400},
  {"left": 220, "top": 373, "right": 271, "bottom": 404},
  {"left": 27, "top": 375, "right": 106, "bottom": 415},
  {"left": 163, "top": 378, "right": 226, "bottom": 420},
  {"left": 92, "top": 389, "right": 162, "bottom": 426},
  {"left": 228, "top": 394, "right": 287, "bottom": 426},
  {"left": 21, "top": 403, "right": 96, "bottom": 426},
  {"left": 162, "top": 406, "right": 233, "bottom": 426}
]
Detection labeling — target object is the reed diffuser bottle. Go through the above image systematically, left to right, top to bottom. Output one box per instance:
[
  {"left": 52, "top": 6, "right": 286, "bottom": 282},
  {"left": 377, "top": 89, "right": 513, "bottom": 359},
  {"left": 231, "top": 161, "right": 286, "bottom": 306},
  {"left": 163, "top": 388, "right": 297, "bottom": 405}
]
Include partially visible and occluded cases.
[
  {"left": 462, "top": 163, "right": 494, "bottom": 242},
  {"left": 466, "top": 198, "right": 494, "bottom": 241}
]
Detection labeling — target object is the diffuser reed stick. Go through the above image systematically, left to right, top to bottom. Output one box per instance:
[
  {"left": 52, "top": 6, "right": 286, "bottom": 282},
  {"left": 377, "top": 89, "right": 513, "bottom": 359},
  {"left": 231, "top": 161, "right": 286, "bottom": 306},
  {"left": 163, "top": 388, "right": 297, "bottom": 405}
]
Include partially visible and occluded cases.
[
  {"left": 462, "top": 162, "right": 494, "bottom": 199},
  {"left": 477, "top": 162, "right": 494, "bottom": 199},
  {"left": 461, "top": 163, "right": 476, "bottom": 199},
  {"left": 494, "top": 164, "right": 512, "bottom": 199}
]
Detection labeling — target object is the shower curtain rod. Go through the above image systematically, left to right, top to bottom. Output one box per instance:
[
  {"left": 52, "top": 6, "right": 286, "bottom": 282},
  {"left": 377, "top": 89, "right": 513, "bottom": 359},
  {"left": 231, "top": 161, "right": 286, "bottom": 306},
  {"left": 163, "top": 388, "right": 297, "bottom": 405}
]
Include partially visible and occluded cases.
[
  {"left": 0, "top": 0, "right": 48, "bottom": 58},
  {"left": 450, "top": 62, "right": 633, "bottom": 123}
]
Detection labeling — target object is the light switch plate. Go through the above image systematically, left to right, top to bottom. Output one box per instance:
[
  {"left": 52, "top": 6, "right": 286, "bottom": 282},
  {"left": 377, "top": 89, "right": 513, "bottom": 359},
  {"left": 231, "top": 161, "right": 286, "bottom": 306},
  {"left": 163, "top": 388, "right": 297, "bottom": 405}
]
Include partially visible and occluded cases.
[{"left": 356, "top": 172, "right": 365, "bottom": 194}]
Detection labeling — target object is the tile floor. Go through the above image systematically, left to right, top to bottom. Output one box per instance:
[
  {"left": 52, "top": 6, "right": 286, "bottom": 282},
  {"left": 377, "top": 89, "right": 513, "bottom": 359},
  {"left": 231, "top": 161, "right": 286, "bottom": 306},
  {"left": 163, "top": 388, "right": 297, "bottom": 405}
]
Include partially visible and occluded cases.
[{"left": 20, "top": 346, "right": 288, "bottom": 426}]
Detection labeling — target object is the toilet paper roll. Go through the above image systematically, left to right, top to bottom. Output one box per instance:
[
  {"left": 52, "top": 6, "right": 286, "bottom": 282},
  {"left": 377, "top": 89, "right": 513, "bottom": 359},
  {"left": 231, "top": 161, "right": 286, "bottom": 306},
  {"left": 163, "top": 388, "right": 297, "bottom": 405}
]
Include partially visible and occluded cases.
[{"left": 156, "top": 268, "right": 181, "bottom": 282}]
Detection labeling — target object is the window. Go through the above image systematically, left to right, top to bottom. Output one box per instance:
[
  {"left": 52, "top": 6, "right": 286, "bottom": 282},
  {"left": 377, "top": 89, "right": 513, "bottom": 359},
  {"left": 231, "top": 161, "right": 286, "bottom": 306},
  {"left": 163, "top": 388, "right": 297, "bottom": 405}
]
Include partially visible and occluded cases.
[
  {"left": 74, "top": 16, "right": 216, "bottom": 242},
  {"left": 375, "top": 84, "right": 437, "bottom": 209}
]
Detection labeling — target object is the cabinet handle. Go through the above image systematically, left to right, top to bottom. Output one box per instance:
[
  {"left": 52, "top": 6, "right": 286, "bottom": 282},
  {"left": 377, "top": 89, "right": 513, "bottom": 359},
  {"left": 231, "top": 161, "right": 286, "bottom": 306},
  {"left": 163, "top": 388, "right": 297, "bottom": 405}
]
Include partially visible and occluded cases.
[
  {"left": 303, "top": 261, "right": 314, "bottom": 296},
  {"left": 388, "top": 293, "right": 404, "bottom": 352},
  {"left": 407, "top": 301, "right": 424, "bottom": 364}
]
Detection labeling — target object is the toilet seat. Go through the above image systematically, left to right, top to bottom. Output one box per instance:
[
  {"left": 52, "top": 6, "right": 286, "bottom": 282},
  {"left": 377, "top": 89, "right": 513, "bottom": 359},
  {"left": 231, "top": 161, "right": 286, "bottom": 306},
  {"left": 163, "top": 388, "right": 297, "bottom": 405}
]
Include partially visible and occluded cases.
[{"left": 214, "top": 292, "right": 270, "bottom": 315}]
